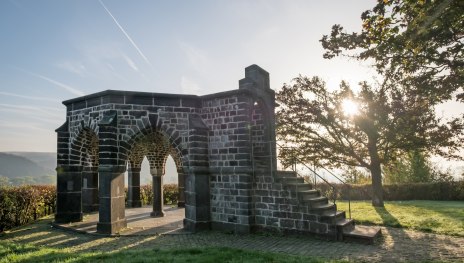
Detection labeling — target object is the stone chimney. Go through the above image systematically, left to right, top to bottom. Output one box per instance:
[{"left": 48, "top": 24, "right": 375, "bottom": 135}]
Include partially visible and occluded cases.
[{"left": 239, "top": 64, "right": 270, "bottom": 90}]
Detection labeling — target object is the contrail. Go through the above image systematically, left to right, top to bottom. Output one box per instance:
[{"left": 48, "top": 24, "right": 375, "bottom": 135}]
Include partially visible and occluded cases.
[
  {"left": 98, "top": 0, "right": 152, "bottom": 66},
  {"left": 12, "top": 66, "right": 85, "bottom": 96},
  {"left": 34, "top": 74, "right": 85, "bottom": 96},
  {"left": 0, "top": 91, "right": 61, "bottom": 102}
]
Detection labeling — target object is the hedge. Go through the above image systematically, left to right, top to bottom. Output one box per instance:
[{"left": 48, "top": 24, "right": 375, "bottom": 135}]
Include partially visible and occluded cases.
[
  {"left": 317, "top": 181, "right": 464, "bottom": 201},
  {"left": 133, "top": 183, "right": 179, "bottom": 206},
  {"left": 0, "top": 184, "right": 179, "bottom": 232},
  {"left": 0, "top": 185, "right": 55, "bottom": 232}
]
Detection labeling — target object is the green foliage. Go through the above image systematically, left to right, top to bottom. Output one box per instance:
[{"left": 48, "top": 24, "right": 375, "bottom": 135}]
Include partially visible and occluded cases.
[
  {"left": 279, "top": 0, "right": 464, "bottom": 207},
  {"left": 321, "top": 0, "right": 464, "bottom": 102},
  {"left": 276, "top": 76, "right": 462, "bottom": 207},
  {"left": 383, "top": 150, "right": 455, "bottom": 183},
  {"left": 342, "top": 167, "right": 371, "bottom": 184},
  {"left": 317, "top": 181, "right": 464, "bottom": 201},
  {"left": 128, "top": 183, "right": 179, "bottom": 205},
  {"left": 163, "top": 183, "right": 179, "bottom": 205},
  {"left": 0, "top": 185, "right": 56, "bottom": 232},
  {"left": 337, "top": 200, "right": 464, "bottom": 237},
  {"left": 0, "top": 242, "right": 334, "bottom": 263}
]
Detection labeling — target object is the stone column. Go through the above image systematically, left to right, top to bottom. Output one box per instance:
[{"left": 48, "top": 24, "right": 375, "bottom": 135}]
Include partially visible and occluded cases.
[
  {"left": 183, "top": 124, "right": 210, "bottom": 231},
  {"left": 127, "top": 164, "right": 142, "bottom": 208},
  {"left": 55, "top": 165, "right": 83, "bottom": 223},
  {"left": 96, "top": 165, "right": 127, "bottom": 234},
  {"left": 82, "top": 166, "right": 99, "bottom": 212},
  {"left": 150, "top": 168, "right": 165, "bottom": 217},
  {"left": 177, "top": 170, "right": 185, "bottom": 207}
]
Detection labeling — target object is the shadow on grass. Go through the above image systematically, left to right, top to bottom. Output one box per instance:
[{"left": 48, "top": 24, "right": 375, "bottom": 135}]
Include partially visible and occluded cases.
[
  {"left": 374, "top": 206, "right": 402, "bottom": 228},
  {"left": 0, "top": 242, "right": 332, "bottom": 263}
]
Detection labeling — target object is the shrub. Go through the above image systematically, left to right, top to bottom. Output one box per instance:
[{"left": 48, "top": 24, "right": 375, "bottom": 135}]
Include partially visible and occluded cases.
[
  {"left": 317, "top": 181, "right": 464, "bottom": 201},
  {"left": 126, "top": 184, "right": 179, "bottom": 206},
  {"left": 163, "top": 184, "right": 178, "bottom": 205},
  {"left": 0, "top": 185, "right": 56, "bottom": 232}
]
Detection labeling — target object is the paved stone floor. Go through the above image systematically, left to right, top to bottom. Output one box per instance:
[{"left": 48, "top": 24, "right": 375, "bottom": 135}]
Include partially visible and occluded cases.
[
  {"left": 53, "top": 206, "right": 188, "bottom": 235},
  {"left": 3, "top": 207, "right": 464, "bottom": 262}
]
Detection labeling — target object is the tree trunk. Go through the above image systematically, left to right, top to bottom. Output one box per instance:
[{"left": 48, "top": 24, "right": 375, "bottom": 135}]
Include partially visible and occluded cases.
[
  {"left": 367, "top": 136, "right": 384, "bottom": 207},
  {"left": 370, "top": 159, "right": 384, "bottom": 207}
]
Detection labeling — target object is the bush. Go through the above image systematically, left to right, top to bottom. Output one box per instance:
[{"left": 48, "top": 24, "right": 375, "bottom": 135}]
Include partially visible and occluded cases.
[
  {"left": 317, "top": 181, "right": 464, "bottom": 201},
  {"left": 127, "top": 184, "right": 179, "bottom": 206},
  {"left": 0, "top": 185, "right": 56, "bottom": 232}
]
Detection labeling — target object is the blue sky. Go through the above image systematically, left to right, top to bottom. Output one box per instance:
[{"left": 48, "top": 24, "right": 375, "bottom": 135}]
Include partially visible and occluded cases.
[{"left": 5, "top": 0, "right": 460, "bottom": 157}]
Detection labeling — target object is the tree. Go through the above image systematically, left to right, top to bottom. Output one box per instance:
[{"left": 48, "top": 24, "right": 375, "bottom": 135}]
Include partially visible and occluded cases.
[
  {"left": 321, "top": 0, "right": 464, "bottom": 102},
  {"left": 276, "top": 77, "right": 462, "bottom": 207},
  {"left": 384, "top": 150, "right": 436, "bottom": 183},
  {"left": 343, "top": 167, "right": 371, "bottom": 184}
]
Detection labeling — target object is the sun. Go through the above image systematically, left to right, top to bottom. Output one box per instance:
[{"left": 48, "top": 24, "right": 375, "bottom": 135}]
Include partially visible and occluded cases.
[{"left": 341, "top": 99, "right": 359, "bottom": 116}]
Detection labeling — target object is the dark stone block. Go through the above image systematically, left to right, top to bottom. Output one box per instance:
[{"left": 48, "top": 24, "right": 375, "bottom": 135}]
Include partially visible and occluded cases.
[
  {"left": 101, "top": 94, "right": 124, "bottom": 104},
  {"left": 126, "top": 95, "right": 153, "bottom": 105},
  {"left": 87, "top": 97, "right": 101, "bottom": 107},
  {"left": 154, "top": 97, "right": 180, "bottom": 107},
  {"left": 273, "top": 211, "right": 287, "bottom": 218},
  {"left": 54, "top": 212, "right": 83, "bottom": 223},
  {"left": 184, "top": 216, "right": 211, "bottom": 232},
  {"left": 266, "top": 217, "right": 278, "bottom": 227},
  {"left": 280, "top": 218, "right": 295, "bottom": 229},
  {"left": 96, "top": 219, "right": 127, "bottom": 235},
  {"left": 309, "top": 222, "right": 328, "bottom": 234}
]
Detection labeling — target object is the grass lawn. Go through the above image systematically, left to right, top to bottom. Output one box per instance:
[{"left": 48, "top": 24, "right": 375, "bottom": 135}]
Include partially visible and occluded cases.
[
  {"left": 337, "top": 200, "right": 464, "bottom": 237},
  {"left": 0, "top": 217, "right": 346, "bottom": 263},
  {"left": 0, "top": 241, "right": 343, "bottom": 263}
]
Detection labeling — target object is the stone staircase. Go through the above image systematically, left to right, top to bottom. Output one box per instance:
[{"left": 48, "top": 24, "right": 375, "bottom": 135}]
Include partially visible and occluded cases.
[{"left": 275, "top": 170, "right": 381, "bottom": 244}]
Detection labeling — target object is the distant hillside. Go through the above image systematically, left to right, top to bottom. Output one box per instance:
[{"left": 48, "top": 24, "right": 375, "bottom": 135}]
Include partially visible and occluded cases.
[
  {"left": 0, "top": 152, "right": 178, "bottom": 186},
  {"left": 9, "top": 152, "right": 56, "bottom": 173},
  {"left": 0, "top": 153, "right": 53, "bottom": 178}
]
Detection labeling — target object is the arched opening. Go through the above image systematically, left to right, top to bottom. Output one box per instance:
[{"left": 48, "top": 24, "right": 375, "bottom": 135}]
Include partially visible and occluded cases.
[
  {"left": 74, "top": 128, "right": 99, "bottom": 213},
  {"left": 124, "top": 129, "right": 186, "bottom": 230}
]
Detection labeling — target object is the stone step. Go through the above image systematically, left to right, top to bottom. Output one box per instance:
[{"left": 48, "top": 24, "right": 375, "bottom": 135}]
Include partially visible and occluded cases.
[
  {"left": 276, "top": 170, "right": 297, "bottom": 178},
  {"left": 276, "top": 176, "right": 305, "bottom": 184},
  {"left": 284, "top": 183, "right": 312, "bottom": 192},
  {"left": 298, "top": 189, "right": 320, "bottom": 199},
  {"left": 302, "top": 196, "right": 328, "bottom": 208},
  {"left": 310, "top": 203, "right": 336, "bottom": 215},
  {"left": 319, "top": 211, "right": 346, "bottom": 225},
  {"left": 335, "top": 218, "right": 355, "bottom": 241},
  {"left": 337, "top": 218, "right": 355, "bottom": 232},
  {"left": 342, "top": 225, "right": 382, "bottom": 244}
]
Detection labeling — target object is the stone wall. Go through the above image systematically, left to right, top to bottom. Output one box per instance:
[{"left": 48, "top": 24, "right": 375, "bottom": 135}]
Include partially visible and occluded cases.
[{"left": 55, "top": 64, "right": 341, "bottom": 238}]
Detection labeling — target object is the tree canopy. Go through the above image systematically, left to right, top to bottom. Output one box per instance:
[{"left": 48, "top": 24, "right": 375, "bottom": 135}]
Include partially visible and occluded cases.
[
  {"left": 321, "top": 0, "right": 464, "bottom": 102},
  {"left": 276, "top": 77, "right": 463, "bottom": 206}
]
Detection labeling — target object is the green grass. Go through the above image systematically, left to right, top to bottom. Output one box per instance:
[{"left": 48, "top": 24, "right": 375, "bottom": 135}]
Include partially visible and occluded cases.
[
  {"left": 337, "top": 200, "right": 464, "bottom": 236},
  {"left": 0, "top": 241, "right": 342, "bottom": 263}
]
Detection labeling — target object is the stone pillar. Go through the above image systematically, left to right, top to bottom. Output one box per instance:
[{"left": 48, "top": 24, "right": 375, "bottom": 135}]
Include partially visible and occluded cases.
[
  {"left": 183, "top": 124, "right": 210, "bottom": 231},
  {"left": 55, "top": 165, "right": 83, "bottom": 223},
  {"left": 96, "top": 165, "right": 127, "bottom": 234},
  {"left": 127, "top": 165, "right": 141, "bottom": 208},
  {"left": 82, "top": 166, "right": 99, "bottom": 212},
  {"left": 150, "top": 168, "right": 165, "bottom": 217},
  {"left": 177, "top": 170, "right": 185, "bottom": 207}
]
